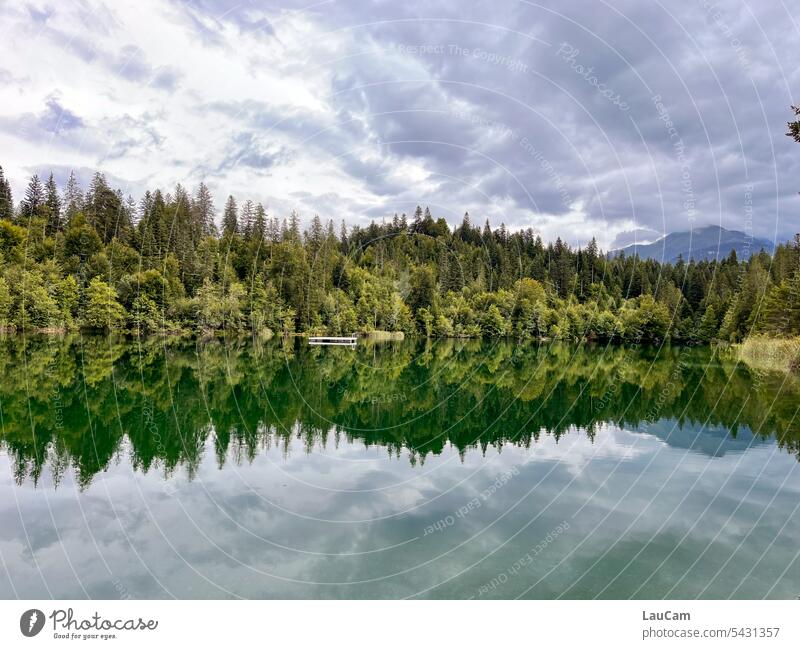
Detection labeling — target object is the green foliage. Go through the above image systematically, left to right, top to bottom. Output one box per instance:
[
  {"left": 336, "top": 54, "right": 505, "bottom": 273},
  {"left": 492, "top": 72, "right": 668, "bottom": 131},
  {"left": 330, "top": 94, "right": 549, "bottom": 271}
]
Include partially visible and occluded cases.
[
  {"left": 788, "top": 105, "right": 800, "bottom": 143},
  {"left": 1, "top": 162, "right": 799, "bottom": 341},
  {"left": 0, "top": 165, "right": 13, "bottom": 221},
  {"left": 60, "top": 212, "right": 103, "bottom": 271},
  {"left": 0, "top": 219, "right": 26, "bottom": 264},
  {"left": 408, "top": 265, "right": 436, "bottom": 315},
  {"left": 54, "top": 275, "right": 79, "bottom": 327},
  {"left": 0, "top": 276, "right": 11, "bottom": 327},
  {"left": 83, "top": 278, "right": 127, "bottom": 330},
  {"left": 193, "top": 278, "right": 245, "bottom": 332},
  {"left": 130, "top": 295, "right": 162, "bottom": 334},
  {"left": 620, "top": 295, "right": 670, "bottom": 342},
  {"left": 697, "top": 302, "right": 720, "bottom": 342},
  {"left": 481, "top": 304, "right": 508, "bottom": 337},
  {"left": 4, "top": 338, "right": 800, "bottom": 489}
]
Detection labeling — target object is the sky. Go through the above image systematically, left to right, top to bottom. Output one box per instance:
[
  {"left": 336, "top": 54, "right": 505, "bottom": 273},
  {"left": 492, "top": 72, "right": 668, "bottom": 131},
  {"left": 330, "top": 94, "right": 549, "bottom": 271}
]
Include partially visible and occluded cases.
[{"left": 0, "top": 0, "right": 798, "bottom": 249}]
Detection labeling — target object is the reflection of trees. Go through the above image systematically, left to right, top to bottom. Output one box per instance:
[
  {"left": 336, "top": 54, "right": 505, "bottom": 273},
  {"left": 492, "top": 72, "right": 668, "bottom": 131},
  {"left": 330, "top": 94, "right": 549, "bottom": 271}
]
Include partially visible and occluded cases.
[{"left": 1, "top": 336, "right": 799, "bottom": 487}]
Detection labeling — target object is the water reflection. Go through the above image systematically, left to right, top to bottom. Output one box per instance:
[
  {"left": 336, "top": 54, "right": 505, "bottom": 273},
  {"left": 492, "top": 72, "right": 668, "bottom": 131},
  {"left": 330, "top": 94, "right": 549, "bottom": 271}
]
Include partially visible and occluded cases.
[
  {"left": 1, "top": 336, "right": 799, "bottom": 488},
  {"left": 1, "top": 336, "right": 800, "bottom": 599}
]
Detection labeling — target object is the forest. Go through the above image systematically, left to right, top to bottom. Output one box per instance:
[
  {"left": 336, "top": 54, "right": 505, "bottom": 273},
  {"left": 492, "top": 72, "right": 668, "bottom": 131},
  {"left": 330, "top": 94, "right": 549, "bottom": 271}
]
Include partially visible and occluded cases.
[
  {"left": 0, "top": 156, "right": 798, "bottom": 346},
  {"left": 2, "top": 336, "right": 799, "bottom": 486}
]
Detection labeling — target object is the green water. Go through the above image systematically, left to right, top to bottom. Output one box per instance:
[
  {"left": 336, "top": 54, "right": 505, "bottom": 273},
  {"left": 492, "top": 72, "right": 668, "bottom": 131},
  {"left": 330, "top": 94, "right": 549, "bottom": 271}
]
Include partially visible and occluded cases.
[{"left": 1, "top": 336, "right": 799, "bottom": 599}]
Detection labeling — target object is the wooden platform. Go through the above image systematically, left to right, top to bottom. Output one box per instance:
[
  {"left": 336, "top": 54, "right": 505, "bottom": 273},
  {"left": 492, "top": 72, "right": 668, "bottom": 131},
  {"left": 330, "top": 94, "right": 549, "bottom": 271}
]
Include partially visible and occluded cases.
[{"left": 308, "top": 335, "right": 357, "bottom": 347}]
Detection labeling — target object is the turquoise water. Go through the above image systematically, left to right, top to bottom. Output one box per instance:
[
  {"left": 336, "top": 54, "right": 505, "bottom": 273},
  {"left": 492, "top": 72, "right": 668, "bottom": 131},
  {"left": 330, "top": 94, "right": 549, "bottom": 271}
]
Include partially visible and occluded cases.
[{"left": 1, "top": 337, "right": 798, "bottom": 598}]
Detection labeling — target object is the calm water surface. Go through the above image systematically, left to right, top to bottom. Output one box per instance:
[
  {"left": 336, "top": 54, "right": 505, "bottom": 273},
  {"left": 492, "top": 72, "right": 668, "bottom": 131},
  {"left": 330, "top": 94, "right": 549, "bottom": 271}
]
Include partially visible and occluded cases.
[{"left": 1, "top": 336, "right": 799, "bottom": 598}]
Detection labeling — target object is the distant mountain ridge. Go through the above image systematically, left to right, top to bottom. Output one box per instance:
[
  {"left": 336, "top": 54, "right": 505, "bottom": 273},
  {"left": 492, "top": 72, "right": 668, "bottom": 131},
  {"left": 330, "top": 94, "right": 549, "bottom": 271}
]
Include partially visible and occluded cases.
[{"left": 611, "top": 225, "right": 774, "bottom": 263}]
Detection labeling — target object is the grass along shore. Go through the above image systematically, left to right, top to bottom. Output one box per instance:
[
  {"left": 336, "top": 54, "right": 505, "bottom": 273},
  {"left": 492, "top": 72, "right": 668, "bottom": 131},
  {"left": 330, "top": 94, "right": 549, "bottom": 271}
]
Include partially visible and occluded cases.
[{"left": 736, "top": 336, "right": 800, "bottom": 374}]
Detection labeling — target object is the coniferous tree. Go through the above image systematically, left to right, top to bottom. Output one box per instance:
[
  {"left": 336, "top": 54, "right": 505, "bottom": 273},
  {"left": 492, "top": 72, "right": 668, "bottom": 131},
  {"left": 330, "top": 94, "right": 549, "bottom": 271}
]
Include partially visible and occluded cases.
[
  {"left": 788, "top": 105, "right": 800, "bottom": 143},
  {"left": 0, "top": 157, "right": 799, "bottom": 343},
  {"left": 0, "top": 165, "right": 13, "bottom": 220},
  {"left": 63, "top": 171, "right": 82, "bottom": 222},
  {"left": 44, "top": 172, "right": 62, "bottom": 234},
  {"left": 85, "top": 172, "right": 127, "bottom": 243},
  {"left": 20, "top": 173, "right": 44, "bottom": 220},
  {"left": 193, "top": 182, "right": 216, "bottom": 237},
  {"left": 125, "top": 195, "right": 137, "bottom": 226},
  {"left": 222, "top": 195, "right": 238, "bottom": 237},
  {"left": 240, "top": 199, "right": 254, "bottom": 238},
  {"left": 252, "top": 204, "right": 267, "bottom": 243},
  {"left": 411, "top": 206, "right": 423, "bottom": 233},
  {"left": 288, "top": 210, "right": 301, "bottom": 243},
  {"left": 306, "top": 214, "right": 323, "bottom": 255},
  {"left": 267, "top": 216, "right": 280, "bottom": 245},
  {"left": 339, "top": 220, "right": 348, "bottom": 252}
]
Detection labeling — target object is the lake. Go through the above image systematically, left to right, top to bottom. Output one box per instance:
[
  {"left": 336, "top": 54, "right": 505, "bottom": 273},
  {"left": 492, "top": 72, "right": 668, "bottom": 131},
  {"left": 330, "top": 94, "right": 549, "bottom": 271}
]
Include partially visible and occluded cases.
[{"left": 1, "top": 336, "right": 799, "bottom": 599}]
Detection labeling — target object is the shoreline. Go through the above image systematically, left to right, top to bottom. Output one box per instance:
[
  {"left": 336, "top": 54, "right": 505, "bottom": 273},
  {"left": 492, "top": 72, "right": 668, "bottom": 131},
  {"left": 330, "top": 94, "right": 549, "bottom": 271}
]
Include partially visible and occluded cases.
[{"left": 4, "top": 328, "right": 799, "bottom": 373}]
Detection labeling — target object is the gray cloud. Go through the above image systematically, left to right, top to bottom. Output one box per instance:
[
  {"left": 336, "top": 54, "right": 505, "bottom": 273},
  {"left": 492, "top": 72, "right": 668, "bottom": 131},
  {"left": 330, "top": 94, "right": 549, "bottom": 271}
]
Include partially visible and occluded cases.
[
  {"left": 1, "top": 0, "right": 798, "bottom": 244},
  {"left": 0, "top": 96, "right": 84, "bottom": 141},
  {"left": 217, "top": 132, "right": 291, "bottom": 171}
]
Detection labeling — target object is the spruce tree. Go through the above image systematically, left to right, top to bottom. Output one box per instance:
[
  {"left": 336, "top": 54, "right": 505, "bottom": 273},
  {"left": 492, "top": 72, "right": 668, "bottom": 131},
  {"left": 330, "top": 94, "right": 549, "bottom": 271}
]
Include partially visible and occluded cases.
[
  {"left": 0, "top": 165, "right": 12, "bottom": 220},
  {"left": 63, "top": 171, "right": 83, "bottom": 222},
  {"left": 45, "top": 172, "right": 62, "bottom": 234},
  {"left": 85, "top": 172, "right": 124, "bottom": 243},
  {"left": 20, "top": 173, "right": 44, "bottom": 219},
  {"left": 193, "top": 182, "right": 216, "bottom": 237},
  {"left": 222, "top": 195, "right": 238, "bottom": 237},
  {"left": 240, "top": 199, "right": 254, "bottom": 238},
  {"left": 252, "top": 204, "right": 267, "bottom": 242},
  {"left": 412, "top": 205, "right": 423, "bottom": 233},
  {"left": 288, "top": 210, "right": 301, "bottom": 243},
  {"left": 307, "top": 214, "right": 323, "bottom": 254},
  {"left": 267, "top": 216, "right": 280, "bottom": 244}
]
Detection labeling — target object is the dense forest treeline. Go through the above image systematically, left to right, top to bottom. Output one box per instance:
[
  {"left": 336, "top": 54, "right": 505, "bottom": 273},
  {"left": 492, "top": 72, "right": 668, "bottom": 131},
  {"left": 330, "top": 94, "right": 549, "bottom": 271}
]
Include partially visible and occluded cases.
[
  {"left": 0, "top": 161, "right": 799, "bottom": 344},
  {"left": 2, "top": 337, "right": 799, "bottom": 487}
]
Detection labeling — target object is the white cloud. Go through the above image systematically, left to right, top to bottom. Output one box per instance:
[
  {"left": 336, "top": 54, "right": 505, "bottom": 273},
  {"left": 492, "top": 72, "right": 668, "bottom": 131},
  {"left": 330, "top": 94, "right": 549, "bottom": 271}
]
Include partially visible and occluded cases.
[{"left": 1, "top": 0, "right": 798, "bottom": 243}]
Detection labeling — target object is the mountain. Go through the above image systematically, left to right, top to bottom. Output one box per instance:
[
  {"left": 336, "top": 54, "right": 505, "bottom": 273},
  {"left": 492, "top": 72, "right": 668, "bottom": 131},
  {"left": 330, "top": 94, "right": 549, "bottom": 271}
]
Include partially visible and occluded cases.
[{"left": 611, "top": 225, "right": 774, "bottom": 263}]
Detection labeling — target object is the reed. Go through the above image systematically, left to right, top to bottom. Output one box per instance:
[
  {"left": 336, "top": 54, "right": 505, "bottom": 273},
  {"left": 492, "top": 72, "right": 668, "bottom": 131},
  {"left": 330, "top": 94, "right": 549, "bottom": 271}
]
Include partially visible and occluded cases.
[{"left": 737, "top": 336, "right": 800, "bottom": 374}]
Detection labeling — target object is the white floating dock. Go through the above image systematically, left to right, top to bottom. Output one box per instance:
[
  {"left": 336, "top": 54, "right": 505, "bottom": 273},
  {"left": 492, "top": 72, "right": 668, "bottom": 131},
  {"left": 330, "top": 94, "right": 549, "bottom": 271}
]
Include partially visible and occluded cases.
[{"left": 308, "top": 335, "right": 357, "bottom": 347}]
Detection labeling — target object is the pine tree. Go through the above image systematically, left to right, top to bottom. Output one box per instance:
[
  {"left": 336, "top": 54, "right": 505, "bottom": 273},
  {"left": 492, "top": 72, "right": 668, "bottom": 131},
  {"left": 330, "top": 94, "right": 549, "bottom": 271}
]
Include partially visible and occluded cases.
[
  {"left": 0, "top": 165, "right": 13, "bottom": 220},
  {"left": 63, "top": 171, "right": 82, "bottom": 222},
  {"left": 45, "top": 172, "right": 62, "bottom": 234},
  {"left": 85, "top": 172, "right": 125, "bottom": 243},
  {"left": 20, "top": 173, "right": 44, "bottom": 219},
  {"left": 193, "top": 182, "right": 216, "bottom": 237},
  {"left": 171, "top": 183, "right": 193, "bottom": 260},
  {"left": 138, "top": 189, "right": 169, "bottom": 259},
  {"left": 139, "top": 191, "right": 153, "bottom": 224},
  {"left": 125, "top": 195, "right": 137, "bottom": 226},
  {"left": 222, "top": 195, "right": 238, "bottom": 237},
  {"left": 240, "top": 199, "right": 254, "bottom": 238},
  {"left": 252, "top": 204, "right": 267, "bottom": 242},
  {"left": 411, "top": 206, "right": 423, "bottom": 233},
  {"left": 423, "top": 207, "right": 434, "bottom": 233},
  {"left": 288, "top": 210, "right": 301, "bottom": 243},
  {"left": 456, "top": 212, "right": 472, "bottom": 242},
  {"left": 306, "top": 214, "right": 323, "bottom": 254},
  {"left": 267, "top": 216, "right": 280, "bottom": 244},
  {"left": 325, "top": 219, "right": 337, "bottom": 247},
  {"left": 482, "top": 219, "right": 492, "bottom": 241},
  {"left": 585, "top": 237, "right": 599, "bottom": 284}
]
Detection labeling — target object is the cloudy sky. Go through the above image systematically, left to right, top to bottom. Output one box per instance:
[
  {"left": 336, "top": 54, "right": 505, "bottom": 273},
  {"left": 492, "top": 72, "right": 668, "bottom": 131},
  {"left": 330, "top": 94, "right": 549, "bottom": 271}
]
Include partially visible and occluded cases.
[{"left": 0, "top": 0, "right": 798, "bottom": 248}]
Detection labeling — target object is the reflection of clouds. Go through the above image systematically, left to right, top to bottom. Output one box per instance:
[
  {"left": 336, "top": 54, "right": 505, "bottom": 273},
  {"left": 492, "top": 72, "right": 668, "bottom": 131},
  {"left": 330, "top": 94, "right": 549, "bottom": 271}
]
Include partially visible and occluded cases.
[
  {"left": 3, "top": 422, "right": 798, "bottom": 598},
  {"left": 523, "top": 423, "right": 651, "bottom": 475}
]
